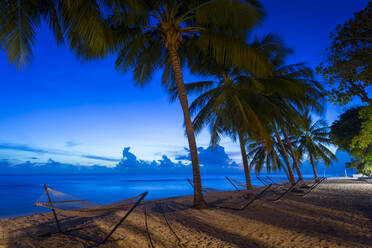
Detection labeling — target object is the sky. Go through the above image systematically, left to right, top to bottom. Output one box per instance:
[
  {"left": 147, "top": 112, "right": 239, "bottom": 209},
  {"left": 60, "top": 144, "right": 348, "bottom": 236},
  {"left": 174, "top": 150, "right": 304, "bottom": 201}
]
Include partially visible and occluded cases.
[{"left": 0, "top": 0, "right": 370, "bottom": 170}]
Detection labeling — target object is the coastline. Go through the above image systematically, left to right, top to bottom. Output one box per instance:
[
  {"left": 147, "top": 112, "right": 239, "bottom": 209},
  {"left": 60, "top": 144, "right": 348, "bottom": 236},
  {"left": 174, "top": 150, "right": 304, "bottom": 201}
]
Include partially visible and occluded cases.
[{"left": 1, "top": 178, "right": 371, "bottom": 247}]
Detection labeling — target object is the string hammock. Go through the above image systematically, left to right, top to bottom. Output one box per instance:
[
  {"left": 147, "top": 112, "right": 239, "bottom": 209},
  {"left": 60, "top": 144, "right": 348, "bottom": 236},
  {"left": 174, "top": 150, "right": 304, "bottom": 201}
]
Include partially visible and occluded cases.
[
  {"left": 225, "top": 176, "right": 251, "bottom": 191},
  {"left": 186, "top": 178, "right": 220, "bottom": 193},
  {"left": 35, "top": 184, "right": 148, "bottom": 246},
  {"left": 35, "top": 185, "right": 145, "bottom": 212}
]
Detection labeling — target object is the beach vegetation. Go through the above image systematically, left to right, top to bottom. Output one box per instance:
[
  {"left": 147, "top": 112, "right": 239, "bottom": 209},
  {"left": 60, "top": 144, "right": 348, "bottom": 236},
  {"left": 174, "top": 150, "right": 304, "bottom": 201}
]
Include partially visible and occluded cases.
[
  {"left": 0, "top": 0, "right": 109, "bottom": 69},
  {"left": 317, "top": 2, "right": 371, "bottom": 106},
  {"left": 330, "top": 106, "right": 372, "bottom": 176},
  {"left": 294, "top": 111, "right": 337, "bottom": 181}
]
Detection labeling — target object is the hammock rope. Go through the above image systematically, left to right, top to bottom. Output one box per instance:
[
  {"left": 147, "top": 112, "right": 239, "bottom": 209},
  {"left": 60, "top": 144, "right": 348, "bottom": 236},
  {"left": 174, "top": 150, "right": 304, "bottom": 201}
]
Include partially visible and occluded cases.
[
  {"left": 34, "top": 184, "right": 148, "bottom": 246},
  {"left": 35, "top": 186, "right": 144, "bottom": 212}
]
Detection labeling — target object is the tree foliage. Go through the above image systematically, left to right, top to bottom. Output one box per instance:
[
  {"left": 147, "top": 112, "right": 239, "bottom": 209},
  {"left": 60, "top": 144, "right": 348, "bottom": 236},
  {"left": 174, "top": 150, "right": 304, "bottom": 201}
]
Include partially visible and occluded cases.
[
  {"left": 0, "top": 0, "right": 110, "bottom": 69},
  {"left": 317, "top": 2, "right": 372, "bottom": 105},
  {"left": 330, "top": 106, "right": 372, "bottom": 175},
  {"left": 329, "top": 107, "right": 362, "bottom": 152},
  {"left": 295, "top": 111, "right": 336, "bottom": 180}
]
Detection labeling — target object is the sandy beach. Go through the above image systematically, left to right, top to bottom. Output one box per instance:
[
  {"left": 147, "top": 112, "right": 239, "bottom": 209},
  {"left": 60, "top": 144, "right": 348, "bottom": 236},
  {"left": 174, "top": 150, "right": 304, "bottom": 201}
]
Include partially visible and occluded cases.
[{"left": 0, "top": 179, "right": 371, "bottom": 248}]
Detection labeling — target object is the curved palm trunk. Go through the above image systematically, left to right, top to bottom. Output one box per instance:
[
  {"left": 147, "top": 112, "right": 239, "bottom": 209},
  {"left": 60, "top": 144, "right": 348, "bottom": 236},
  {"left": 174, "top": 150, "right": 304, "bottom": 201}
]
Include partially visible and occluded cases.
[
  {"left": 168, "top": 47, "right": 207, "bottom": 209},
  {"left": 273, "top": 123, "right": 296, "bottom": 185},
  {"left": 282, "top": 128, "right": 304, "bottom": 182},
  {"left": 238, "top": 131, "right": 253, "bottom": 191},
  {"left": 273, "top": 151, "right": 290, "bottom": 179},
  {"left": 309, "top": 152, "right": 319, "bottom": 182}
]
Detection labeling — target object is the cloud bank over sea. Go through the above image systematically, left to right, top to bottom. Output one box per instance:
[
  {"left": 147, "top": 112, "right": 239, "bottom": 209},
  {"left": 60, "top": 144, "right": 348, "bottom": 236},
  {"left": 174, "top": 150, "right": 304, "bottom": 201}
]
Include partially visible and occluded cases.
[
  {"left": 0, "top": 142, "right": 352, "bottom": 175},
  {"left": 0, "top": 145, "right": 243, "bottom": 174}
]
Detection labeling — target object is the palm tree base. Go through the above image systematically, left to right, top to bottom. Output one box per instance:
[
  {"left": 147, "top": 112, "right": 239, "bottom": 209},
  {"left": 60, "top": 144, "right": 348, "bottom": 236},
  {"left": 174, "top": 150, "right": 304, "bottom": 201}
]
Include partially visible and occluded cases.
[
  {"left": 291, "top": 188, "right": 305, "bottom": 193},
  {"left": 244, "top": 191, "right": 254, "bottom": 199},
  {"left": 192, "top": 200, "right": 209, "bottom": 209}
]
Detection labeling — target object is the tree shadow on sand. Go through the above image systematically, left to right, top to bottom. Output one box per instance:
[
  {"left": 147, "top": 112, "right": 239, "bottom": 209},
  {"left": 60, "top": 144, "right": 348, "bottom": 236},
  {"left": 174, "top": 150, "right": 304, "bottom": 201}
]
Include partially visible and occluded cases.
[
  {"left": 211, "top": 191, "right": 372, "bottom": 247},
  {"left": 0, "top": 207, "right": 163, "bottom": 248}
]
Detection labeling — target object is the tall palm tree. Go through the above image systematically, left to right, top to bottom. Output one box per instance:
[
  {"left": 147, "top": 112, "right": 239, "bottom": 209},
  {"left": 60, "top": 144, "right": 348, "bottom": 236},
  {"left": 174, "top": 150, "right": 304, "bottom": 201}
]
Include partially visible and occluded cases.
[
  {"left": 0, "top": 0, "right": 109, "bottom": 69},
  {"left": 107, "top": 0, "right": 265, "bottom": 208},
  {"left": 295, "top": 111, "right": 337, "bottom": 181},
  {"left": 281, "top": 125, "right": 304, "bottom": 181}
]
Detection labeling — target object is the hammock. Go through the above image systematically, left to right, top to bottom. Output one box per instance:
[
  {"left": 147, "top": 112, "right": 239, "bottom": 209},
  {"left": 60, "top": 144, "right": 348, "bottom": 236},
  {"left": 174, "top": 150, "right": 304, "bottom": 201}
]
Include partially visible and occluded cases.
[
  {"left": 225, "top": 176, "right": 253, "bottom": 191},
  {"left": 265, "top": 176, "right": 288, "bottom": 185},
  {"left": 186, "top": 178, "right": 220, "bottom": 193},
  {"left": 217, "top": 183, "right": 273, "bottom": 210},
  {"left": 35, "top": 184, "right": 148, "bottom": 246},
  {"left": 35, "top": 186, "right": 145, "bottom": 212}
]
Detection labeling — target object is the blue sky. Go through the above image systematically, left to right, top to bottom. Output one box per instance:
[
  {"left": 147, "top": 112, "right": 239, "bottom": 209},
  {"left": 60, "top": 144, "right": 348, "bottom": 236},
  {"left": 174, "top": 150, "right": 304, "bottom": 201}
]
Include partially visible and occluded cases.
[{"left": 0, "top": 0, "right": 369, "bottom": 169}]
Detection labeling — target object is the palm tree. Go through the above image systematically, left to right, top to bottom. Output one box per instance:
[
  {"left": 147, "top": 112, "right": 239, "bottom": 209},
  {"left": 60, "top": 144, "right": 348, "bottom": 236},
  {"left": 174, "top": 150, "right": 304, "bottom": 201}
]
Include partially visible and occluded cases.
[
  {"left": 0, "top": 0, "right": 109, "bottom": 69},
  {"left": 1, "top": 0, "right": 265, "bottom": 208},
  {"left": 107, "top": 0, "right": 265, "bottom": 208},
  {"left": 179, "top": 34, "right": 323, "bottom": 188},
  {"left": 172, "top": 35, "right": 297, "bottom": 191},
  {"left": 255, "top": 46, "right": 323, "bottom": 184},
  {"left": 246, "top": 55, "right": 323, "bottom": 185},
  {"left": 184, "top": 71, "right": 274, "bottom": 191},
  {"left": 295, "top": 111, "right": 337, "bottom": 181},
  {"left": 247, "top": 137, "right": 290, "bottom": 179}
]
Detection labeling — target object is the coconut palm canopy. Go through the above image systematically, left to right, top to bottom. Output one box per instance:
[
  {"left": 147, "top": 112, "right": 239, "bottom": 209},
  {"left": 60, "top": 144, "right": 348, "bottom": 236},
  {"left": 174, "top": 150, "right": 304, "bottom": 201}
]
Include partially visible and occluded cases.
[
  {"left": 0, "top": 0, "right": 111, "bottom": 69},
  {"left": 294, "top": 111, "right": 337, "bottom": 180}
]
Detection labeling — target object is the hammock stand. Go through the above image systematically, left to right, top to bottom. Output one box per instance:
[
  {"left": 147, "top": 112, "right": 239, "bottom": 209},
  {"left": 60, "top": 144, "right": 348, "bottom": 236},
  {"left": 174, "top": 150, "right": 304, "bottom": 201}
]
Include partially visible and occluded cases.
[
  {"left": 225, "top": 176, "right": 256, "bottom": 192},
  {"left": 265, "top": 176, "right": 288, "bottom": 185},
  {"left": 302, "top": 177, "right": 327, "bottom": 197},
  {"left": 186, "top": 178, "right": 220, "bottom": 193},
  {"left": 216, "top": 183, "right": 273, "bottom": 210},
  {"left": 35, "top": 184, "right": 148, "bottom": 247}
]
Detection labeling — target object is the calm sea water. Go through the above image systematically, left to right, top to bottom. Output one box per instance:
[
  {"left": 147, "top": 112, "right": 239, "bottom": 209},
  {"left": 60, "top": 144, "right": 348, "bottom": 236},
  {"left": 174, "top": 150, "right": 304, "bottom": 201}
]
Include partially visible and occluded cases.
[{"left": 0, "top": 173, "right": 334, "bottom": 218}]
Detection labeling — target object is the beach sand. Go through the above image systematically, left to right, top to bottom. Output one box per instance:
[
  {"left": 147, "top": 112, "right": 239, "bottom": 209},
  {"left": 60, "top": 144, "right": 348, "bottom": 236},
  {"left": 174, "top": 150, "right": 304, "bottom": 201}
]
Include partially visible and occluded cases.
[{"left": 0, "top": 179, "right": 371, "bottom": 248}]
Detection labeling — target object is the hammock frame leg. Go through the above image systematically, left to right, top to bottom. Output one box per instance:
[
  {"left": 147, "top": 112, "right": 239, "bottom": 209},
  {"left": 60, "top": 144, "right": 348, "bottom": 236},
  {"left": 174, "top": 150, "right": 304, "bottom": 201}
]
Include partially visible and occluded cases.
[
  {"left": 225, "top": 176, "right": 240, "bottom": 192},
  {"left": 302, "top": 177, "right": 327, "bottom": 197},
  {"left": 186, "top": 178, "right": 194, "bottom": 188},
  {"left": 272, "top": 180, "right": 300, "bottom": 202},
  {"left": 218, "top": 183, "right": 273, "bottom": 211},
  {"left": 240, "top": 183, "right": 272, "bottom": 209},
  {"left": 44, "top": 184, "right": 62, "bottom": 233},
  {"left": 39, "top": 188, "right": 148, "bottom": 247},
  {"left": 99, "top": 191, "right": 148, "bottom": 245},
  {"left": 65, "top": 192, "right": 148, "bottom": 247}
]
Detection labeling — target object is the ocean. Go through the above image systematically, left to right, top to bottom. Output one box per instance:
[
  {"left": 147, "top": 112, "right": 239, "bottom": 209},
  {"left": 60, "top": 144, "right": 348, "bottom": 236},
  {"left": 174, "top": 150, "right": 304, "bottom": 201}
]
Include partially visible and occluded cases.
[{"left": 0, "top": 172, "right": 340, "bottom": 218}]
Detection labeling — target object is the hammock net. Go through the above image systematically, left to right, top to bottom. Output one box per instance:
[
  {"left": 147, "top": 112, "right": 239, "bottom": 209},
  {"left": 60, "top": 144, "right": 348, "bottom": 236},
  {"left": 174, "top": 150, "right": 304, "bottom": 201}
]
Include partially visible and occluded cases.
[
  {"left": 187, "top": 178, "right": 220, "bottom": 192},
  {"left": 230, "top": 178, "right": 248, "bottom": 187},
  {"left": 35, "top": 186, "right": 144, "bottom": 212}
]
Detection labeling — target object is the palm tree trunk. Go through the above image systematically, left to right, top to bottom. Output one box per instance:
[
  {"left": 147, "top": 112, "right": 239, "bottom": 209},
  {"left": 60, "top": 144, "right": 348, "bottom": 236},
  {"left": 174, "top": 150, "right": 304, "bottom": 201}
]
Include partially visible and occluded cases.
[
  {"left": 168, "top": 47, "right": 207, "bottom": 209},
  {"left": 273, "top": 123, "right": 296, "bottom": 185},
  {"left": 282, "top": 128, "right": 304, "bottom": 182},
  {"left": 238, "top": 131, "right": 253, "bottom": 191},
  {"left": 273, "top": 151, "right": 290, "bottom": 179},
  {"left": 309, "top": 152, "right": 319, "bottom": 182}
]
